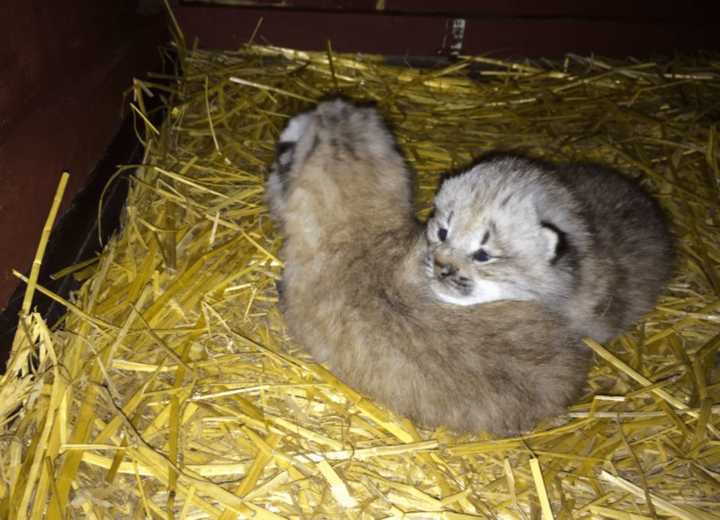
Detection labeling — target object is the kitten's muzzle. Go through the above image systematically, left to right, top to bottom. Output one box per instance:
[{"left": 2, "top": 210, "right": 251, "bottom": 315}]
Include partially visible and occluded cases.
[{"left": 434, "top": 259, "right": 458, "bottom": 279}]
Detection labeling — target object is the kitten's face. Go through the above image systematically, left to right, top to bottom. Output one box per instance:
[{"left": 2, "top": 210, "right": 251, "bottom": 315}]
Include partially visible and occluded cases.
[{"left": 425, "top": 163, "right": 562, "bottom": 305}]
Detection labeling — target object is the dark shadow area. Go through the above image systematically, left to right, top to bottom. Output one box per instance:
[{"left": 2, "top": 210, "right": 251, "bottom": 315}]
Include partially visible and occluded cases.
[{"left": 0, "top": 115, "right": 150, "bottom": 372}]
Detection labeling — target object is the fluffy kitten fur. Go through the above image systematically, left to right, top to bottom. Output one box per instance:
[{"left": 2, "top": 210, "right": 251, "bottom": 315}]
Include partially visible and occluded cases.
[
  {"left": 266, "top": 100, "right": 590, "bottom": 436},
  {"left": 426, "top": 155, "right": 674, "bottom": 342}
]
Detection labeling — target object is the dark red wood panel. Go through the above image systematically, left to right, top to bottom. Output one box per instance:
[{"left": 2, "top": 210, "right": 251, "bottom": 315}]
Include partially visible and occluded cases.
[
  {"left": 180, "top": 0, "right": 715, "bottom": 21},
  {"left": 0, "top": 1, "right": 166, "bottom": 310},
  {"left": 175, "top": 2, "right": 719, "bottom": 57},
  {"left": 177, "top": 6, "right": 449, "bottom": 55}
]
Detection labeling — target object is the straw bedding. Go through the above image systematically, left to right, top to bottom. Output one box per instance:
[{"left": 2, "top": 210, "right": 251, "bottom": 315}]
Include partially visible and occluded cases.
[{"left": 1, "top": 42, "right": 719, "bottom": 519}]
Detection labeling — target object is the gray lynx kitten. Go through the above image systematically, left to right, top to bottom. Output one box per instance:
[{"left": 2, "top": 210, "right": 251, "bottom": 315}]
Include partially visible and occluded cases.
[
  {"left": 266, "top": 100, "right": 590, "bottom": 436},
  {"left": 426, "top": 155, "right": 674, "bottom": 342}
]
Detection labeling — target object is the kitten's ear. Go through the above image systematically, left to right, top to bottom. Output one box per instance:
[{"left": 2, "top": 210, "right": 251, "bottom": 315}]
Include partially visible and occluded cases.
[
  {"left": 274, "top": 112, "right": 313, "bottom": 175},
  {"left": 274, "top": 141, "right": 296, "bottom": 175},
  {"left": 539, "top": 221, "right": 567, "bottom": 263}
]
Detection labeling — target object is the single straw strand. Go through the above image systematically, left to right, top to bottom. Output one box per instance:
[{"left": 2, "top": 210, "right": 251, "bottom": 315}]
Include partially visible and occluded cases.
[
  {"left": 21, "top": 172, "right": 69, "bottom": 315},
  {"left": 530, "top": 458, "right": 555, "bottom": 520}
]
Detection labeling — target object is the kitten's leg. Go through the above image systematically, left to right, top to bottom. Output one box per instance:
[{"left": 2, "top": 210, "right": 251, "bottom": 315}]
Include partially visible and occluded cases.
[{"left": 266, "top": 112, "right": 315, "bottom": 310}]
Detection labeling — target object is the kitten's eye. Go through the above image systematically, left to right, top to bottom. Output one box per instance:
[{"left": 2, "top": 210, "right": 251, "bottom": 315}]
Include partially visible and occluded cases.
[
  {"left": 437, "top": 228, "right": 448, "bottom": 242},
  {"left": 472, "top": 249, "right": 491, "bottom": 262}
]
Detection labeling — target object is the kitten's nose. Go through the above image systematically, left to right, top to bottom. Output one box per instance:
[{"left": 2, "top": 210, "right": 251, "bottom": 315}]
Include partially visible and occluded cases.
[{"left": 434, "top": 259, "right": 458, "bottom": 278}]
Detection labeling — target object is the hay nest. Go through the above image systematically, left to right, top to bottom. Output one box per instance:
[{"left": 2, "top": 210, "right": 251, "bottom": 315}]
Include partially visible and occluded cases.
[{"left": 1, "top": 42, "right": 719, "bottom": 519}]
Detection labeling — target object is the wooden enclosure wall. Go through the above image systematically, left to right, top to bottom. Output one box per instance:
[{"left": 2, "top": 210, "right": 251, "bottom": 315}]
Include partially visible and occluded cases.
[
  {"left": 175, "top": 0, "right": 718, "bottom": 57},
  {"left": 0, "top": 1, "right": 166, "bottom": 310}
]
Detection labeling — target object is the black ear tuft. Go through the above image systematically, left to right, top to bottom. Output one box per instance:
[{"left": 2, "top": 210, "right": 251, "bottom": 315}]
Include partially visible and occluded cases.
[
  {"left": 276, "top": 141, "right": 295, "bottom": 156},
  {"left": 540, "top": 221, "right": 568, "bottom": 264}
]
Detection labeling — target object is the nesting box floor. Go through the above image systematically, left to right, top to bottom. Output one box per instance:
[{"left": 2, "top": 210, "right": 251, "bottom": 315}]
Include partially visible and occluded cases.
[{"left": 1, "top": 46, "right": 719, "bottom": 519}]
